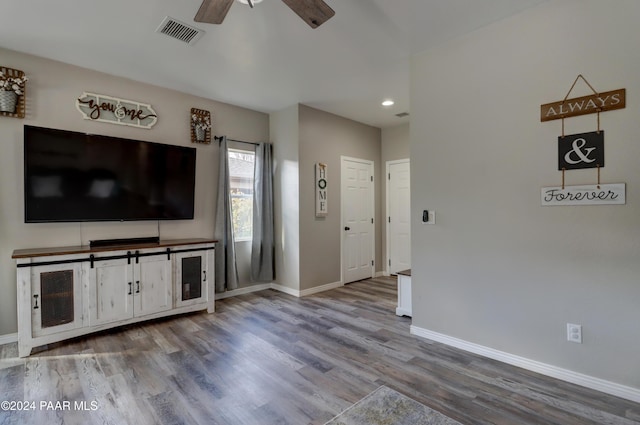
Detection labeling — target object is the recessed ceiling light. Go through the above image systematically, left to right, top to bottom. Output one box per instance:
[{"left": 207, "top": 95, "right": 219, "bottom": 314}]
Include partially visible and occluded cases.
[
  {"left": 238, "top": 0, "right": 263, "bottom": 5},
  {"left": 381, "top": 100, "right": 395, "bottom": 107}
]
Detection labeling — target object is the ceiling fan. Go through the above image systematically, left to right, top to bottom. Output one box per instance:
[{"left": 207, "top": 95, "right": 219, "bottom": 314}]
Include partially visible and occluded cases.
[{"left": 194, "top": 0, "right": 335, "bottom": 29}]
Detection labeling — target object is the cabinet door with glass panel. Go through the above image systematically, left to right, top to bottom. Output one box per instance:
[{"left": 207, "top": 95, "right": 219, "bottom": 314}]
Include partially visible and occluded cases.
[
  {"left": 174, "top": 250, "right": 209, "bottom": 308},
  {"left": 30, "top": 260, "right": 84, "bottom": 337}
]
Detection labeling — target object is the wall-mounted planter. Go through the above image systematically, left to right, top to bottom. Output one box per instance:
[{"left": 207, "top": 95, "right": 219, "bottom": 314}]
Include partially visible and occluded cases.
[
  {"left": 0, "top": 66, "right": 26, "bottom": 118},
  {"left": 191, "top": 108, "right": 212, "bottom": 144}
]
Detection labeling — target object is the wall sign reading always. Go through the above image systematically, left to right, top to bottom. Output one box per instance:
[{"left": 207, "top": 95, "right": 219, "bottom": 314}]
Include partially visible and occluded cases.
[
  {"left": 540, "top": 88, "right": 625, "bottom": 122},
  {"left": 76, "top": 92, "right": 158, "bottom": 129}
]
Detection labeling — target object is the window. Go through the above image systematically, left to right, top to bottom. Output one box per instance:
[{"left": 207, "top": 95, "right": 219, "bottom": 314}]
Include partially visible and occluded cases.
[{"left": 228, "top": 149, "right": 255, "bottom": 241}]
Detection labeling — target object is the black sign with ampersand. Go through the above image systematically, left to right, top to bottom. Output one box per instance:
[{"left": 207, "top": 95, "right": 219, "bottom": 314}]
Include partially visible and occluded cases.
[{"left": 558, "top": 131, "right": 604, "bottom": 170}]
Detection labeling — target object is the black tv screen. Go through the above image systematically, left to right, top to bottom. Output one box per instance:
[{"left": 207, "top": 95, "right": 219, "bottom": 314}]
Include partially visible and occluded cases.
[{"left": 24, "top": 125, "right": 196, "bottom": 222}]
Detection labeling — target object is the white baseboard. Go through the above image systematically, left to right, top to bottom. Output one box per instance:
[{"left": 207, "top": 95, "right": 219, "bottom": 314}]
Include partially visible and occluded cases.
[
  {"left": 215, "top": 273, "right": 389, "bottom": 300},
  {"left": 214, "top": 280, "right": 345, "bottom": 300},
  {"left": 271, "top": 280, "right": 343, "bottom": 297},
  {"left": 299, "top": 280, "right": 343, "bottom": 296},
  {"left": 270, "top": 283, "right": 300, "bottom": 297},
  {"left": 215, "top": 284, "right": 272, "bottom": 300},
  {"left": 395, "top": 308, "right": 412, "bottom": 317},
  {"left": 410, "top": 325, "right": 640, "bottom": 403},
  {"left": 0, "top": 333, "right": 18, "bottom": 346}
]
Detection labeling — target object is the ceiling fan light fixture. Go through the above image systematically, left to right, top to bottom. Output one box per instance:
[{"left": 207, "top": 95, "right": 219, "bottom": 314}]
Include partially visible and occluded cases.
[
  {"left": 195, "top": 0, "right": 334, "bottom": 28},
  {"left": 238, "top": 0, "right": 263, "bottom": 6}
]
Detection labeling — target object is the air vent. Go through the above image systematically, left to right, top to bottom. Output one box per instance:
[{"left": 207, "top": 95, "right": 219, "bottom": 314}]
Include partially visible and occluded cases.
[
  {"left": 156, "top": 16, "right": 205, "bottom": 45},
  {"left": 395, "top": 112, "right": 410, "bottom": 118}
]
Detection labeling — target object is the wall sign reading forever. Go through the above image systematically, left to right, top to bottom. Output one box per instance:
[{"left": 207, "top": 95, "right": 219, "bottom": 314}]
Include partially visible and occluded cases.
[
  {"left": 76, "top": 92, "right": 158, "bottom": 129},
  {"left": 541, "top": 183, "right": 625, "bottom": 206}
]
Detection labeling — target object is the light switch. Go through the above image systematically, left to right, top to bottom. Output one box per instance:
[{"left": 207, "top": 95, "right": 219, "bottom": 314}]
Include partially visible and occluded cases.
[{"left": 422, "top": 210, "right": 435, "bottom": 224}]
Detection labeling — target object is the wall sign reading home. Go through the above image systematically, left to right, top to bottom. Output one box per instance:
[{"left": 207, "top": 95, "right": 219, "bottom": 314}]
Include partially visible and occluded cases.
[
  {"left": 76, "top": 92, "right": 158, "bottom": 129},
  {"left": 558, "top": 131, "right": 604, "bottom": 170},
  {"left": 316, "top": 163, "right": 328, "bottom": 217}
]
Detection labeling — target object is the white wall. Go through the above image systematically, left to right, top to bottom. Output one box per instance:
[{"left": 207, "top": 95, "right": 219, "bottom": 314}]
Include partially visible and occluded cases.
[
  {"left": 410, "top": 0, "right": 640, "bottom": 391},
  {"left": 0, "top": 48, "right": 269, "bottom": 336}
]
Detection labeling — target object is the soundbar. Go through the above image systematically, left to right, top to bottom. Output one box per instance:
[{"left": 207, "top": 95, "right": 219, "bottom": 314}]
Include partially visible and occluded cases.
[{"left": 89, "top": 236, "right": 160, "bottom": 248}]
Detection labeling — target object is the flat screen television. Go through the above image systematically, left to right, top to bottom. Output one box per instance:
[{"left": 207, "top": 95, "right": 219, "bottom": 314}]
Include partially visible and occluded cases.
[{"left": 24, "top": 125, "right": 196, "bottom": 223}]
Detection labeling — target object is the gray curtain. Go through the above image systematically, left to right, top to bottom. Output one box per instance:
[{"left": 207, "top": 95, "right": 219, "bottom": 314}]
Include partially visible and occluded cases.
[
  {"left": 214, "top": 136, "right": 239, "bottom": 292},
  {"left": 251, "top": 142, "right": 275, "bottom": 282}
]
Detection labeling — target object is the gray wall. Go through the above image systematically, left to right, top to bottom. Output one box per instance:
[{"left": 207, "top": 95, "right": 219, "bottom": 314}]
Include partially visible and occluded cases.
[
  {"left": 410, "top": 0, "right": 640, "bottom": 389},
  {"left": 0, "top": 48, "right": 269, "bottom": 336},
  {"left": 270, "top": 105, "right": 300, "bottom": 291},
  {"left": 298, "top": 105, "right": 382, "bottom": 290},
  {"left": 382, "top": 123, "right": 409, "bottom": 163},
  {"left": 381, "top": 124, "right": 410, "bottom": 274}
]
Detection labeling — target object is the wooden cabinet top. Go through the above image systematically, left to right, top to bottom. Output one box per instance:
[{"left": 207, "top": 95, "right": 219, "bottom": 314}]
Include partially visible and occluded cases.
[{"left": 12, "top": 238, "right": 217, "bottom": 259}]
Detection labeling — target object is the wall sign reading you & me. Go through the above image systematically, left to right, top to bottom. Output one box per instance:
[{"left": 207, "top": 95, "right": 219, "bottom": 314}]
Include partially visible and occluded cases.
[{"left": 76, "top": 92, "right": 158, "bottom": 129}]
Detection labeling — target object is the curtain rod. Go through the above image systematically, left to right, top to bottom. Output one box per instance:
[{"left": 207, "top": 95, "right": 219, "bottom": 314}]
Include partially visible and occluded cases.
[{"left": 214, "top": 135, "right": 260, "bottom": 146}]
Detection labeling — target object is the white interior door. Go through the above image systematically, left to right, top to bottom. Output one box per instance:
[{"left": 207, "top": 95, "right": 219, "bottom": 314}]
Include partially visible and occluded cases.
[
  {"left": 341, "top": 157, "right": 374, "bottom": 284},
  {"left": 387, "top": 159, "right": 411, "bottom": 274}
]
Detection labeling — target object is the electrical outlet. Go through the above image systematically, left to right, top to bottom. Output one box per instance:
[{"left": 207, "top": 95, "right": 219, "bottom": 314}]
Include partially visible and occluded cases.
[{"left": 567, "top": 323, "right": 582, "bottom": 344}]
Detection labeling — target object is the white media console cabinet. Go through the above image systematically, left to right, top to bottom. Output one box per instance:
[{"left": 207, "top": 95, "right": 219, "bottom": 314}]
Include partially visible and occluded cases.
[
  {"left": 12, "top": 238, "right": 216, "bottom": 357},
  {"left": 396, "top": 269, "right": 412, "bottom": 317}
]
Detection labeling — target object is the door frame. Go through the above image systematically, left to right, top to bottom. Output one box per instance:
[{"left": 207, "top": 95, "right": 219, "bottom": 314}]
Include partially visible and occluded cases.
[
  {"left": 340, "top": 156, "right": 375, "bottom": 284},
  {"left": 385, "top": 158, "right": 410, "bottom": 276}
]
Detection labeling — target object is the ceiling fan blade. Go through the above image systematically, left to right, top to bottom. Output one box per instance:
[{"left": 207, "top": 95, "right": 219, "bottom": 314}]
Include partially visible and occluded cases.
[
  {"left": 194, "top": 0, "right": 234, "bottom": 24},
  {"left": 281, "top": 0, "right": 335, "bottom": 29}
]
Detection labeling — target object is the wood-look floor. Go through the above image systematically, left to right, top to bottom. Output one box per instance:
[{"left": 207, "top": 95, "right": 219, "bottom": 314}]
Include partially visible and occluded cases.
[{"left": 1, "top": 276, "right": 639, "bottom": 425}]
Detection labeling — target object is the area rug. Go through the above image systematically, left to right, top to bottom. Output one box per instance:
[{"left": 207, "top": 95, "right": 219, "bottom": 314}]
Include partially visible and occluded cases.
[{"left": 325, "top": 386, "right": 463, "bottom": 425}]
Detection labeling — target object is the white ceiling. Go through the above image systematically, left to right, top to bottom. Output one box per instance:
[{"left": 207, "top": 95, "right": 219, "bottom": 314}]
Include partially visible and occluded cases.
[{"left": 0, "top": 0, "right": 547, "bottom": 129}]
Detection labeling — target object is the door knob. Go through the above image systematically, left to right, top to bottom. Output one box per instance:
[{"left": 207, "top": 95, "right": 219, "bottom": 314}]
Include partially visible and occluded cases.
[{"left": 344, "top": 226, "right": 351, "bottom": 231}]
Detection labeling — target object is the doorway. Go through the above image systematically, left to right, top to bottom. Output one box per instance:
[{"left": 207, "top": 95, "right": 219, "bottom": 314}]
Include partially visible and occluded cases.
[
  {"left": 341, "top": 156, "right": 374, "bottom": 284},
  {"left": 386, "top": 159, "right": 411, "bottom": 275}
]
